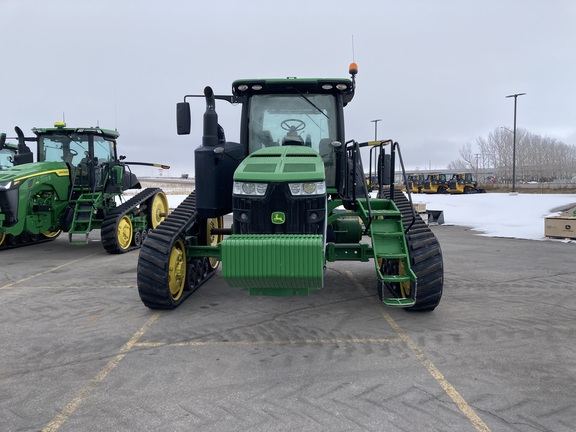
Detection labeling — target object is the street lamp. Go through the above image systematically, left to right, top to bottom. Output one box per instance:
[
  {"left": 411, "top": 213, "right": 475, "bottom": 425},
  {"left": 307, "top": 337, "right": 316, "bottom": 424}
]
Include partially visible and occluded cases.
[
  {"left": 505, "top": 93, "right": 526, "bottom": 192},
  {"left": 371, "top": 119, "right": 382, "bottom": 140}
]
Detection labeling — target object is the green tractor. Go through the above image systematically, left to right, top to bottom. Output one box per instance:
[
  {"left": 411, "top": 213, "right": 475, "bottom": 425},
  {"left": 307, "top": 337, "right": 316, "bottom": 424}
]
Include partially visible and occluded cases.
[
  {"left": 137, "top": 64, "right": 443, "bottom": 311},
  {"left": 0, "top": 123, "right": 170, "bottom": 252}
]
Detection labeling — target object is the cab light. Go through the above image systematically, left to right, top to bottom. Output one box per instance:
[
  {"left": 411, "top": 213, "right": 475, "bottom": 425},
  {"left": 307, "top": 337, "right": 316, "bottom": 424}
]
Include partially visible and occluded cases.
[{"left": 237, "top": 85, "right": 248, "bottom": 91}]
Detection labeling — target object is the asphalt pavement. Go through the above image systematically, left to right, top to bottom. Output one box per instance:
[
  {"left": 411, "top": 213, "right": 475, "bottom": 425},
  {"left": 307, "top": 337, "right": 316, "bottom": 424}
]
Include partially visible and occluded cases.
[{"left": 0, "top": 225, "right": 575, "bottom": 431}]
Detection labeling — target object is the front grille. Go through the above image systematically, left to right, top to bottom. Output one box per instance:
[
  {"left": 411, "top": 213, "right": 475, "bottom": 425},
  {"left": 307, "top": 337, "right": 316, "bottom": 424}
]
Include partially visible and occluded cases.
[{"left": 233, "top": 183, "right": 325, "bottom": 235}]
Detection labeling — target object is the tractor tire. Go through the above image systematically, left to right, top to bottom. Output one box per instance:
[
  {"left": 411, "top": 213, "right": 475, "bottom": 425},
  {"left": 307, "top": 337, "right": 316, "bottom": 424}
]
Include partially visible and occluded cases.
[
  {"left": 101, "top": 188, "right": 160, "bottom": 254},
  {"left": 381, "top": 190, "right": 444, "bottom": 311},
  {"left": 137, "top": 192, "right": 218, "bottom": 309}
]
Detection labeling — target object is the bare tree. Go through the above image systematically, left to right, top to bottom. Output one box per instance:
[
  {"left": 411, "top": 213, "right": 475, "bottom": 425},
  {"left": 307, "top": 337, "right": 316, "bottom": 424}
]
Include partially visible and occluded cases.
[{"left": 448, "top": 127, "right": 576, "bottom": 183}]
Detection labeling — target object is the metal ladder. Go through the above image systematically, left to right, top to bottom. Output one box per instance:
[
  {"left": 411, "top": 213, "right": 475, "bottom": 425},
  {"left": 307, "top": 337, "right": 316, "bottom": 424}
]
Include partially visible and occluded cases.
[
  {"left": 68, "top": 193, "right": 101, "bottom": 244},
  {"left": 357, "top": 199, "right": 417, "bottom": 307}
]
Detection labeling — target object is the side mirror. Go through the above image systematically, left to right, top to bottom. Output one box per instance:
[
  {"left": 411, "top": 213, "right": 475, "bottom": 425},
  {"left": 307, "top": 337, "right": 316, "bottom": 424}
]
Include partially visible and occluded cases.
[
  {"left": 177, "top": 102, "right": 191, "bottom": 135},
  {"left": 0, "top": 133, "right": 5, "bottom": 150}
]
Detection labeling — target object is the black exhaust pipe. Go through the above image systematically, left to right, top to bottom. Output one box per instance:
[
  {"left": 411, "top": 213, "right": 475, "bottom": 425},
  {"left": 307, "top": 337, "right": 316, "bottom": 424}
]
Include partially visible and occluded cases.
[{"left": 202, "top": 86, "right": 219, "bottom": 147}]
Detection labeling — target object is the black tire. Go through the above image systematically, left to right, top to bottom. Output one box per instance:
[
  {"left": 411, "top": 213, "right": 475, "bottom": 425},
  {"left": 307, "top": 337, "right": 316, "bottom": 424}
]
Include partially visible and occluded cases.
[
  {"left": 101, "top": 188, "right": 160, "bottom": 254},
  {"left": 380, "top": 190, "right": 444, "bottom": 311},
  {"left": 137, "top": 192, "right": 218, "bottom": 309},
  {"left": 137, "top": 229, "right": 191, "bottom": 309}
]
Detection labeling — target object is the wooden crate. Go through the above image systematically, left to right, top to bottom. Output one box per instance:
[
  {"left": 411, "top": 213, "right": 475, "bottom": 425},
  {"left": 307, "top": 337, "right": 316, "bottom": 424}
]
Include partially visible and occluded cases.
[{"left": 544, "top": 216, "right": 576, "bottom": 239}]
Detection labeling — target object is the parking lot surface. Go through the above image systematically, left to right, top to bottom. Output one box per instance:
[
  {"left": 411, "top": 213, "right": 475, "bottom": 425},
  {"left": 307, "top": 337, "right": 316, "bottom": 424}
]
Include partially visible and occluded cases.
[{"left": 1, "top": 226, "right": 575, "bottom": 431}]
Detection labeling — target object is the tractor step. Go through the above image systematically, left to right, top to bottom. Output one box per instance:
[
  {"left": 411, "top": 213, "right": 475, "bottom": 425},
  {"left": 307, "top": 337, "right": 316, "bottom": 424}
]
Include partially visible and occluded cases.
[
  {"left": 68, "top": 194, "right": 101, "bottom": 235},
  {"left": 68, "top": 232, "right": 90, "bottom": 245},
  {"left": 380, "top": 274, "right": 412, "bottom": 283},
  {"left": 381, "top": 297, "right": 416, "bottom": 307}
]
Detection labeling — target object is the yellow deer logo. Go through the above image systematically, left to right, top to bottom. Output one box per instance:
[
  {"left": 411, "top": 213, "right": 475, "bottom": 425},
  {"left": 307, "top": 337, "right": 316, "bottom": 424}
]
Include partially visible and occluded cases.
[{"left": 271, "top": 212, "right": 285, "bottom": 224}]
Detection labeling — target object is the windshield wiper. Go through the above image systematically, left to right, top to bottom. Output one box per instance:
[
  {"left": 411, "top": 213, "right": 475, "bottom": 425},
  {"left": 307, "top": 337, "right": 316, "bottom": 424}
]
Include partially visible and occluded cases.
[{"left": 296, "top": 90, "right": 329, "bottom": 119}]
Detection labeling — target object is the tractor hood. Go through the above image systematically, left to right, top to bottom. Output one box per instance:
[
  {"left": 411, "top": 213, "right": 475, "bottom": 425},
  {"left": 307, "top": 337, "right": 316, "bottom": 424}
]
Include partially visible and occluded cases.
[
  {"left": 233, "top": 146, "right": 325, "bottom": 183},
  {"left": 0, "top": 161, "right": 69, "bottom": 186}
]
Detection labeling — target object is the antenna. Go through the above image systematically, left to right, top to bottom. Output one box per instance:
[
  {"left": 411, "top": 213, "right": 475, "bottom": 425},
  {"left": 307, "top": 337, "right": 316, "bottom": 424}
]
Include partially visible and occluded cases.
[
  {"left": 351, "top": 34, "right": 355, "bottom": 62},
  {"left": 114, "top": 89, "right": 118, "bottom": 131}
]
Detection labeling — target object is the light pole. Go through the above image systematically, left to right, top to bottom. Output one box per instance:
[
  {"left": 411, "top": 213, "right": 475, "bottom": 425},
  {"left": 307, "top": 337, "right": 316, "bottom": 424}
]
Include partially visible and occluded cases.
[
  {"left": 505, "top": 93, "right": 526, "bottom": 192},
  {"left": 371, "top": 119, "right": 382, "bottom": 140}
]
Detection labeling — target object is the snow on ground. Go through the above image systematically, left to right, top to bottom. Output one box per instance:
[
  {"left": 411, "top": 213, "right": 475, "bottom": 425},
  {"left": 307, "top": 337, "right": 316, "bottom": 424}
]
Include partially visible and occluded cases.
[
  {"left": 161, "top": 192, "right": 576, "bottom": 242},
  {"left": 411, "top": 193, "right": 576, "bottom": 241}
]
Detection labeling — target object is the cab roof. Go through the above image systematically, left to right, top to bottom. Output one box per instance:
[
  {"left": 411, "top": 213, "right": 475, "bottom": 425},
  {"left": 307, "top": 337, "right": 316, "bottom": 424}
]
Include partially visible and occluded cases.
[
  {"left": 232, "top": 77, "right": 355, "bottom": 105},
  {"left": 32, "top": 122, "right": 119, "bottom": 139}
]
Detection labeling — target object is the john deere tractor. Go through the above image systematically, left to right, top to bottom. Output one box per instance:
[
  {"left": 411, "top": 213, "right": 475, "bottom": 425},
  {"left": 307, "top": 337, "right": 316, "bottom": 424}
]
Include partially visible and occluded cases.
[
  {"left": 137, "top": 64, "right": 443, "bottom": 311},
  {"left": 0, "top": 123, "right": 169, "bottom": 252}
]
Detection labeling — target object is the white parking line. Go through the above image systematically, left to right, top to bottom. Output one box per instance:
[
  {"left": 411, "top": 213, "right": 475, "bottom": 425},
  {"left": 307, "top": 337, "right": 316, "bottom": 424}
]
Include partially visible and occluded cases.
[{"left": 346, "top": 270, "right": 491, "bottom": 432}]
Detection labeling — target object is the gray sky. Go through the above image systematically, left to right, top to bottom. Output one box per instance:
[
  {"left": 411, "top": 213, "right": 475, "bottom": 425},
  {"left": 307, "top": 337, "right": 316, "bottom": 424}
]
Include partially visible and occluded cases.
[{"left": 2, "top": 0, "right": 575, "bottom": 176}]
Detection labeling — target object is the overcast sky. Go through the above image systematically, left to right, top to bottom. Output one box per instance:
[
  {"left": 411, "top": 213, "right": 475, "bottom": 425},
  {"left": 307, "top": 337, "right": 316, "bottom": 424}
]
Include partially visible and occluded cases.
[{"left": 2, "top": 0, "right": 575, "bottom": 176}]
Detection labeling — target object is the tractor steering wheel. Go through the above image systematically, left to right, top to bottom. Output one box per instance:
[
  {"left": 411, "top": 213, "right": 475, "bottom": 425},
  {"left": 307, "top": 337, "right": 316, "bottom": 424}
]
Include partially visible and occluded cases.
[{"left": 281, "top": 119, "right": 306, "bottom": 132}]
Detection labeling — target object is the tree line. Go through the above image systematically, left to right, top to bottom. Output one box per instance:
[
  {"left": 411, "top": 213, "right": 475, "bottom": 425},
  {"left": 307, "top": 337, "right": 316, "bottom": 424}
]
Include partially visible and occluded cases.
[{"left": 448, "top": 127, "right": 576, "bottom": 183}]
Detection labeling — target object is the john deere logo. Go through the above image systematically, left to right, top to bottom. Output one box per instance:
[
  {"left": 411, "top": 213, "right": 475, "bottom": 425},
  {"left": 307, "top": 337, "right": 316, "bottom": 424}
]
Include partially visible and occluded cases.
[{"left": 271, "top": 212, "right": 285, "bottom": 224}]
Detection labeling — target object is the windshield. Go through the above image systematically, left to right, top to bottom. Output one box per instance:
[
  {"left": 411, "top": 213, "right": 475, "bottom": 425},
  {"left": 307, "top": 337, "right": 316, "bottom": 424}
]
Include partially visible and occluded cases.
[
  {"left": 248, "top": 93, "right": 338, "bottom": 186},
  {"left": 248, "top": 94, "right": 337, "bottom": 152},
  {"left": 38, "top": 133, "right": 115, "bottom": 165},
  {"left": 39, "top": 133, "right": 90, "bottom": 165},
  {"left": 0, "top": 148, "right": 15, "bottom": 169}
]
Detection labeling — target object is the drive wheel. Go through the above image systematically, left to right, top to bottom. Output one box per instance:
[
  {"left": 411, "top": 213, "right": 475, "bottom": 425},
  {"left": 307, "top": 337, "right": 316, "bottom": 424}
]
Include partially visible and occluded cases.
[
  {"left": 149, "top": 192, "right": 169, "bottom": 229},
  {"left": 116, "top": 216, "right": 133, "bottom": 251},
  {"left": 206, "top": 216, "right": 223, "bottom": 270},
  {"left": 43, "top": 229, "right": 62, "bottom": 239},
  {"left": 0, "top": 234, "right": 5, "bottom": 246},
  {"left": 168, "top": 239, "right": 187, "bottom": 302},
  {"left": 377, "top": 259, "right": 413, "bottom": 301}
]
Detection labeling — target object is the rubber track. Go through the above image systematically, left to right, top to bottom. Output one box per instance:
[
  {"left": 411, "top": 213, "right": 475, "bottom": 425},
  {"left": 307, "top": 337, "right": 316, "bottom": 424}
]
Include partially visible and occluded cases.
[
  {"left": 101, "top": 188, "right": 163, "bottom": 254},
  {"left": 383, "top": 190, "right": 444, "bottom": 311},
  {"left": 137, "top": 191, "right": 216, "bottom": 309},
  {"left": 0, "top": 233, "right": 60, "bottom": 251}
]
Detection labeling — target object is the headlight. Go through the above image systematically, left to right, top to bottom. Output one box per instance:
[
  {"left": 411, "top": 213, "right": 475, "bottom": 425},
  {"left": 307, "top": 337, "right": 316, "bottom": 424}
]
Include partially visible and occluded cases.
[
  {"left": 0, "top": 180, "right": 13, "bottom": 190},
  {"left": 233, "top": 181, "right": 268, "bottom": 196},
  {"left": 289, "top": 181, "right": 326, "bottom": 196}
]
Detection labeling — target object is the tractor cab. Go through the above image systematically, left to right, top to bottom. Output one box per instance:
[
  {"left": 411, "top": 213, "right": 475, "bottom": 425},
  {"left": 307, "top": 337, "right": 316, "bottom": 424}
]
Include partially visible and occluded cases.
[
  {"left": 233, "top": 78, "right": 353, "bottom": 190},
  {"left": 33, "top": 122, "right": 139, "bottom": 196}
]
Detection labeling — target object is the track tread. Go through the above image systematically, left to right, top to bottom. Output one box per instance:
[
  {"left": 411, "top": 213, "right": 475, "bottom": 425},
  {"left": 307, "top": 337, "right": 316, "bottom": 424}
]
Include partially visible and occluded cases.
[
  {"left": 101, "top": 188, "right": 162, "bottom": 254},
  {"left": 384, "top": 190, "right": 444, "bottom": 311},
  {"left": 137, "top": 191, "right": 216, "bottom": 309},
  {"left": 0, "top": 232, "right": 60, "bottom": 251}
]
